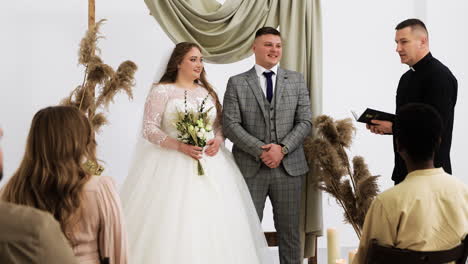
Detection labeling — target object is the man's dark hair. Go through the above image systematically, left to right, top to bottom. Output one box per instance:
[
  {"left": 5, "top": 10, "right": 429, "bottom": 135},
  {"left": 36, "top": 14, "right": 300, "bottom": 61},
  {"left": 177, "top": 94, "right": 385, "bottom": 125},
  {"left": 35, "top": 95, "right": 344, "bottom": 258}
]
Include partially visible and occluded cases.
[
  {"left": 395, "top": 18, "right": 428, "bottom": 34},
  {"left": 255, "top": 27, "right": 281, "bottom": 38},
  {"left": 394, "top": 103, "right": 443, "bottom": 163}
]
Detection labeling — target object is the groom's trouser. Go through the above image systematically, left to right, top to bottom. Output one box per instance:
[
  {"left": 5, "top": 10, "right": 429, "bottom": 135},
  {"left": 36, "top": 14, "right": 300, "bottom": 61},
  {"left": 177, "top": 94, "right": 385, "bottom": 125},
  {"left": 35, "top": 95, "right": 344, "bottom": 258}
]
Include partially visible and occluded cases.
[{"left": 245, "top": 164, "right": 303, "bottom": 264}]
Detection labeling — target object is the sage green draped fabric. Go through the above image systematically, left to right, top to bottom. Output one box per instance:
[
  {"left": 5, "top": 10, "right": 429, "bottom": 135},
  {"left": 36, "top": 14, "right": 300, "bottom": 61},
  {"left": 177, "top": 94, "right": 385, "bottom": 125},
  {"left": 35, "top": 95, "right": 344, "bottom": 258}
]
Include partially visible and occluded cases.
[
  {"left": 144, "top": 0, "right": 323, "bottom": 258},
  {"left": 145, "top": 0, "right": 279, "bottom": 63},
  {"left": 277, "top": 0, "right": 324, "bottom": 257}
]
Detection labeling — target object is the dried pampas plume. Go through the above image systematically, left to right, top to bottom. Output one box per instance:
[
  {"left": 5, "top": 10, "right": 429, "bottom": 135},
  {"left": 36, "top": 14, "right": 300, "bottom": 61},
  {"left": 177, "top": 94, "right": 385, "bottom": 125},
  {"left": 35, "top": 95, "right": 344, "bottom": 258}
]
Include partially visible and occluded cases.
[
  {"left": 61, "top": 19, "right": 138, "bottom": 133},
  {"left": 305, "top": 115, "right": 380, "bottom": 239}
]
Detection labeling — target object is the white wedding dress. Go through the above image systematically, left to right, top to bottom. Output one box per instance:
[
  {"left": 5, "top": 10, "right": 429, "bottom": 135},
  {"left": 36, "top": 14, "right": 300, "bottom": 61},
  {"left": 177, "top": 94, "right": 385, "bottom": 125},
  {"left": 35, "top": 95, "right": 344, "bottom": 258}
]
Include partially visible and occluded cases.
[{"left": 121, "top": 83, "right": 271, "bottom": 264}]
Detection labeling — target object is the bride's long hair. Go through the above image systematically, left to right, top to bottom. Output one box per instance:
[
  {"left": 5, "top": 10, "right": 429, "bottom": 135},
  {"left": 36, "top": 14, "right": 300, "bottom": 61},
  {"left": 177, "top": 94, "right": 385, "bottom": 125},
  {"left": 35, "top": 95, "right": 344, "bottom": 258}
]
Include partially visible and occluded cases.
[
  {"left": 159, "top": 42, "right": 222, "bottom": 125},
  {"left": 1, "top": 106, "right": 97, "bottom": 239}
]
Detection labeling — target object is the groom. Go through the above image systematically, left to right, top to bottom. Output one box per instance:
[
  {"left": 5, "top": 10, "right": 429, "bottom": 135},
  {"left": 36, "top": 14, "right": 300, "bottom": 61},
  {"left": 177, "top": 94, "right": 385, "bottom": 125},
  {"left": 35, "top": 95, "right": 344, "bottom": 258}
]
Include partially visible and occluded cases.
[{"left": 223, "top": 27, "right": 312, "bottom": 264}]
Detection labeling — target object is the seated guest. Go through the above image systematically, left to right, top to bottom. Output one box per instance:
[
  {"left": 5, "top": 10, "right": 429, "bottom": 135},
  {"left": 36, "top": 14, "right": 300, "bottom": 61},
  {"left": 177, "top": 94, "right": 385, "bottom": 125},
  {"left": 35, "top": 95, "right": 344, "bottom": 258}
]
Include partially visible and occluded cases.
[
  {"left": 353, "top": 103, "right": 468, "bottom": 264},
  {"left": 1, "top": 106, "right": 128, "bottom": 264},
  {"left": 0, "top": 127, "right": 78, "bottom": 264}
]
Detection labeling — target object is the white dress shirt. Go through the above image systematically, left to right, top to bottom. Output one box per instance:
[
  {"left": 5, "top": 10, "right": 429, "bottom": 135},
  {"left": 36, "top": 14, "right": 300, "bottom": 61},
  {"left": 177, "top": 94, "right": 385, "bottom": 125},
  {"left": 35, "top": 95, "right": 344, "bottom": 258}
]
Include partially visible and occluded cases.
[{"left": 254, "top": 64, "right": 278, "bottom": 98}]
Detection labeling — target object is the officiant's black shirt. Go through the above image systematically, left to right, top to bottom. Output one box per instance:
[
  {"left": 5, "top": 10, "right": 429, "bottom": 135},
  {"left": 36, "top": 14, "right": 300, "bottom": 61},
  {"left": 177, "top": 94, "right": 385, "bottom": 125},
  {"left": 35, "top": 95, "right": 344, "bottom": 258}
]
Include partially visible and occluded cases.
[{"left": 393, "top": 52, "right": 458, "bottom": 184}]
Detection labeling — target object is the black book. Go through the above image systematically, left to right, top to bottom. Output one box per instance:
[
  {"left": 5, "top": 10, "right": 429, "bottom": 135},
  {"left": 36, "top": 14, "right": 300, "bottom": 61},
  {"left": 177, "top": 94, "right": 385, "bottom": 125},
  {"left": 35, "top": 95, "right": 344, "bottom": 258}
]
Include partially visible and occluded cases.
[{"left": 351, "top": 108, "right": 396, "bottom": 124}]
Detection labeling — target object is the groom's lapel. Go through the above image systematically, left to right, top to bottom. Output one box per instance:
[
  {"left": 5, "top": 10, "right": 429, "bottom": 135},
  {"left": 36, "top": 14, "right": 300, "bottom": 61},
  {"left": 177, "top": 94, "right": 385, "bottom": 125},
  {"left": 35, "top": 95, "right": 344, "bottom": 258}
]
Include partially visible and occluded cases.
[
  {"left": 245, "top": 67, "right": 267, "bottom": 120},
  {"left": 275, "top": 67, "right": 287, "bottom": 104}
]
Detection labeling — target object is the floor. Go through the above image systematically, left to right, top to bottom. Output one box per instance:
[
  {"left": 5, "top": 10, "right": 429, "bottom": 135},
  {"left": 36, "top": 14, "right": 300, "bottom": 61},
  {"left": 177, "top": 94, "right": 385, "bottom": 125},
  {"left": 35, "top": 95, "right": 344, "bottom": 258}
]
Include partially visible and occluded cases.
[{"left": 269, "top": 246, "right": 357, "bottom": 264}]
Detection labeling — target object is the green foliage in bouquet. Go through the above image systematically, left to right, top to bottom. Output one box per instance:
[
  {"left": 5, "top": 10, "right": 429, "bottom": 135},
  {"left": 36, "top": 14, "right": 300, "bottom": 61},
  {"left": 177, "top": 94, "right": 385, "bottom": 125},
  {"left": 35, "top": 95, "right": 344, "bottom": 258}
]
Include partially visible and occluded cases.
[{"left": 304, "top": 115, "right": 380, "bottom": 239}]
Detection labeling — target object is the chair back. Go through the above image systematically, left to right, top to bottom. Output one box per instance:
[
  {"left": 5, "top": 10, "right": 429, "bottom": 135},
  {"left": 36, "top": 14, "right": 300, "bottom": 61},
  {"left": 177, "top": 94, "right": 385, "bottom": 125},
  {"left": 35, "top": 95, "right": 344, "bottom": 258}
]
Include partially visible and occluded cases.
[{"left": 366, "top": 235, "right": 468, "bottom": 264}]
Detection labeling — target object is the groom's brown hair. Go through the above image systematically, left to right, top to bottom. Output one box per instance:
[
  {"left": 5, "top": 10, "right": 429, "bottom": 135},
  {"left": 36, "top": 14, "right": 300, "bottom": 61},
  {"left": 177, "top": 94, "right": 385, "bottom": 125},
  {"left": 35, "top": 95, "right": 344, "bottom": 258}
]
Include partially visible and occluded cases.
[{"left": 255, "top": 27, "right": 281, "bottom": 38}]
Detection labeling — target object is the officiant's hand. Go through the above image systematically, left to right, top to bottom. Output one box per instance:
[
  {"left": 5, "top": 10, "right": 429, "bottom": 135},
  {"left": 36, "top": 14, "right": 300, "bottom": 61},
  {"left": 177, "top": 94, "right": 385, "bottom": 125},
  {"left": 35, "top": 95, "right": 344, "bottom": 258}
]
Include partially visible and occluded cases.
[
  {"left": 366, "top": 120, "right": 393, "bottom": 135},
  {"left": 204, "top": 137, "right": 221, "bottom": 156},
  {"left": 178, "top": 143, "right": 203, "bottom": 160},
  {"left": 260, "top": 144, "right": 284, "bottom": 168}
]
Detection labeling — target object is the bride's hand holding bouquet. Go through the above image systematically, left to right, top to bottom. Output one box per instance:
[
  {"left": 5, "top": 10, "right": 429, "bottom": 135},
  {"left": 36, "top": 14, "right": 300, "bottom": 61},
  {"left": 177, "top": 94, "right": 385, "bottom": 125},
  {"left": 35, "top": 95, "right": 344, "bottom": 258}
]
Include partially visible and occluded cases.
[{"left": 175, "top": 91, "right": 215, "bottom": 175}]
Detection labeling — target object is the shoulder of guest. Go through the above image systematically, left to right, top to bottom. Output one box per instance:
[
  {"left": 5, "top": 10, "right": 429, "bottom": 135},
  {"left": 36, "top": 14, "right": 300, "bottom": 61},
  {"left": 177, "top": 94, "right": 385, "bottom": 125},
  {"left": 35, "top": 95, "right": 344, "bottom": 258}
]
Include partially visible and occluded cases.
[
  {"left": 83, "top": 175, "right": 116, "bottom": 192},
  {"left": 374, "top": 179, "right": 415, "bottom": 207},
  {"left": 0, "top": 201, "right": 58, "bottom": 237}
]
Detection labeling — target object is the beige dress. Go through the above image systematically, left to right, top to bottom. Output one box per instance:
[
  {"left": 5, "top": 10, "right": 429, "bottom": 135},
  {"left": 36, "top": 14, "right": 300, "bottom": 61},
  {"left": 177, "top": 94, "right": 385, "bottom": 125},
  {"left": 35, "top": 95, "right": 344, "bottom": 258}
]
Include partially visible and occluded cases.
[{"left": 67, "top": 176, "right": 128, "bottom": 264}]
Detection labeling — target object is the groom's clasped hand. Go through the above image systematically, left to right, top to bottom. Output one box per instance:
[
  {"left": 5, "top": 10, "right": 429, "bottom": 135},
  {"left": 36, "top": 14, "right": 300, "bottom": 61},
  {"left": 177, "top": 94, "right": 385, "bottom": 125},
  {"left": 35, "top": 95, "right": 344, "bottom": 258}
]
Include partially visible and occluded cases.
[{"left": 260, "top": 143, "right": 284, "bottom": 168}]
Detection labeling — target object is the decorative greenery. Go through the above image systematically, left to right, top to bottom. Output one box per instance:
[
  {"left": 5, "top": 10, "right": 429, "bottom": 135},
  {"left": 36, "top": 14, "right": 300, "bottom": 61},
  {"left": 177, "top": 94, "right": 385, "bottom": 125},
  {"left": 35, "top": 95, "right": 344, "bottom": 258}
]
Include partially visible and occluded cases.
[
  {"left": 61, "top": 19, "right": 138, "bottom": 133},
  {"left": 304, "top": 115, "right": 380, "bottom": 239}
]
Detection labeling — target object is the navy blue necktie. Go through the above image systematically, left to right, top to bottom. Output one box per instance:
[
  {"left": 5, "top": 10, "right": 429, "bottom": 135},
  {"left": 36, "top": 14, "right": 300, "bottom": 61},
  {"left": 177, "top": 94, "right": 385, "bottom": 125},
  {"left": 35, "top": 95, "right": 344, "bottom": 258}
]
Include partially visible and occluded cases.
[{"left": 263, "top": 71, "right": 274, "bottom": 103}]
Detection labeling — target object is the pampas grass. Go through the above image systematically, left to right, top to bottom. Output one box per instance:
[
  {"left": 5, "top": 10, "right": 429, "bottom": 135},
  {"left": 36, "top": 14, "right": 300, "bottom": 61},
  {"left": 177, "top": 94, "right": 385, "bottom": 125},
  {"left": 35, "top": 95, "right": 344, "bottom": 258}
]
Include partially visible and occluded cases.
[
  {"left": 61, "top": 19, "right": 137, "bottom": 132},
  {"left": 305, "top": 115, "right": 380, "bottom": 239}
]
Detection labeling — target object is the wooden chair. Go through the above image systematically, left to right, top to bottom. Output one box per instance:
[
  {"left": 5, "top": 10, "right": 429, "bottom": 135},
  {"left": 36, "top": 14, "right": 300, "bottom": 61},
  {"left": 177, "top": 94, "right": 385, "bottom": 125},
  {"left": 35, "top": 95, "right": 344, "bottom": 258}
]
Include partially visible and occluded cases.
[
  {"left": 265, "top": 231, "right": 318, "bottom": 264},
  {"left": 365, "top": 236, "right": 468, "bottom": 264}
]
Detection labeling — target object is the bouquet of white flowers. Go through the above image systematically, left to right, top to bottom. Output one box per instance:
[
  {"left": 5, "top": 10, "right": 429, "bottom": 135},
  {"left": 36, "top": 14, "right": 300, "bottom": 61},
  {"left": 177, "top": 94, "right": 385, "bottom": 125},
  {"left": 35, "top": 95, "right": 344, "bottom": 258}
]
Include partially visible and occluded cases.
[{"left": 175, "top": 91, "right": 214, "bottom": 175}]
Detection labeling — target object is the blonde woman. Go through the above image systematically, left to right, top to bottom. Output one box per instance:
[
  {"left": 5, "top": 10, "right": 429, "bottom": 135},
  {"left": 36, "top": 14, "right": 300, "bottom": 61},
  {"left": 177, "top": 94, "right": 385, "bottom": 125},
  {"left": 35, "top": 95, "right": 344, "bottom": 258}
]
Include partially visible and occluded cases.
[{"left": 1, "top": 106, "right": 127, "bottom": 264}]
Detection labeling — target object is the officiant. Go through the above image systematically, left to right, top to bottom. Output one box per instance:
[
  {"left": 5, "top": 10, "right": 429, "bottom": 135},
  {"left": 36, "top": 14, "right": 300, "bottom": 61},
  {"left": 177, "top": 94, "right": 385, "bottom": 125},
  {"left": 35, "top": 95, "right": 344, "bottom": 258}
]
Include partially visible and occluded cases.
[{"left": 366, "top": 18, "right": 457, "bottom": 184}]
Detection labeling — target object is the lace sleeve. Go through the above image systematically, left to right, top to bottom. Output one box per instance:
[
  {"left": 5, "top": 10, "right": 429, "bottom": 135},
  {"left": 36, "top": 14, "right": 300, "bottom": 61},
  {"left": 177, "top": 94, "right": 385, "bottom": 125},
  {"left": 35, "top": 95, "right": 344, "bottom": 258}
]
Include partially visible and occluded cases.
[{"left": 142, "top": 84, "right": 180, "bottom": 150}]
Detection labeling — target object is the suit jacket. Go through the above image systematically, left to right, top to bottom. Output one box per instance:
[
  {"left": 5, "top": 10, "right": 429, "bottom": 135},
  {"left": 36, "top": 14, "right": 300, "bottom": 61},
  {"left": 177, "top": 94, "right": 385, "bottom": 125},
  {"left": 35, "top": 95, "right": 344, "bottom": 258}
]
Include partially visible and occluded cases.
[
  {"left": 223, "top": 66, "right": 312, "bottom": 178},
  {"left": 0, "top": 201, "right": 77, "bottom": 264}
]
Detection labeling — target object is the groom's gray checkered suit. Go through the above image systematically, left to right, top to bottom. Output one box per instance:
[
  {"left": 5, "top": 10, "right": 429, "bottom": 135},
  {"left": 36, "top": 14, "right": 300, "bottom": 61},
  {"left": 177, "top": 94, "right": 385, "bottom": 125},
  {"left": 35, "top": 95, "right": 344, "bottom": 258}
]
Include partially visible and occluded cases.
[{"left": 223, "top": 66, "right": 312, "bottom": 264}]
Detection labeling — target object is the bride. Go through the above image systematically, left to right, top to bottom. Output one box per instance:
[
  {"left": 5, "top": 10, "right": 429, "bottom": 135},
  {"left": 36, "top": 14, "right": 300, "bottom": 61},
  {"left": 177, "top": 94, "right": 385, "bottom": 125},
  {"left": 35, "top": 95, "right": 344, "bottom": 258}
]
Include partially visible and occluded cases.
[{"left": 121, "top": 42, "right": 272, "bottom": 264}]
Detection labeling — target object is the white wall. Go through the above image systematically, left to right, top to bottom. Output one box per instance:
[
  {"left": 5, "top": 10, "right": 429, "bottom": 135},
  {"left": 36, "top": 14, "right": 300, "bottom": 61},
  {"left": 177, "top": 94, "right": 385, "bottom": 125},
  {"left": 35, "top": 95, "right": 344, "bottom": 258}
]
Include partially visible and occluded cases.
[{"left": 1, "top": 0, "right": 467, "bottom": 259}]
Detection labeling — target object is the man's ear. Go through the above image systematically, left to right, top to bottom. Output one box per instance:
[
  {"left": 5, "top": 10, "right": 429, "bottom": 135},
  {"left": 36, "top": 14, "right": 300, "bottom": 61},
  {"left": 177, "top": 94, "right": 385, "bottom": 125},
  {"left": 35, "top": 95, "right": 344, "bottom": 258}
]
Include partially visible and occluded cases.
[
  {"left": 419, "top": 35, "right": 428, "bottom": 48},
  {"left": 252, "top": 37, "right": 259, "bottom": 52}
]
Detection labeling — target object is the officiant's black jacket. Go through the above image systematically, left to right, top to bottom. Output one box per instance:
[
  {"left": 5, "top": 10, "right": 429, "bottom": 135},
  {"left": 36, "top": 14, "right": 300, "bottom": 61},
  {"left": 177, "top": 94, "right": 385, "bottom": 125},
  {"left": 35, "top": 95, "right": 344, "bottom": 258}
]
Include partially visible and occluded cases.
[{"left": 392, "top": 52, "right": 458, "bottom": 184}]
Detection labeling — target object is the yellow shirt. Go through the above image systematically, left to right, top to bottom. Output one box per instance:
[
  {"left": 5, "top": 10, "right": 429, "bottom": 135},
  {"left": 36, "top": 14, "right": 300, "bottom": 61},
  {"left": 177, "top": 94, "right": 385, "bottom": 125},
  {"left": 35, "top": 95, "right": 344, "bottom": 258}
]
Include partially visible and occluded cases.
[{"left": 353, "top": 168, "right": 468, "bottom": 264}]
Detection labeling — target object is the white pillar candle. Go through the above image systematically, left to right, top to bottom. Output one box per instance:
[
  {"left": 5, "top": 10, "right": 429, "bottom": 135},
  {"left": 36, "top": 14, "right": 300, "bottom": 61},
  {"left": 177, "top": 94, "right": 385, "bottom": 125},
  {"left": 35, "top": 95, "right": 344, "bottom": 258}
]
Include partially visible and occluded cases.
[{"left": 327, "top": 227, "right": 340, "bottom": 264}]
